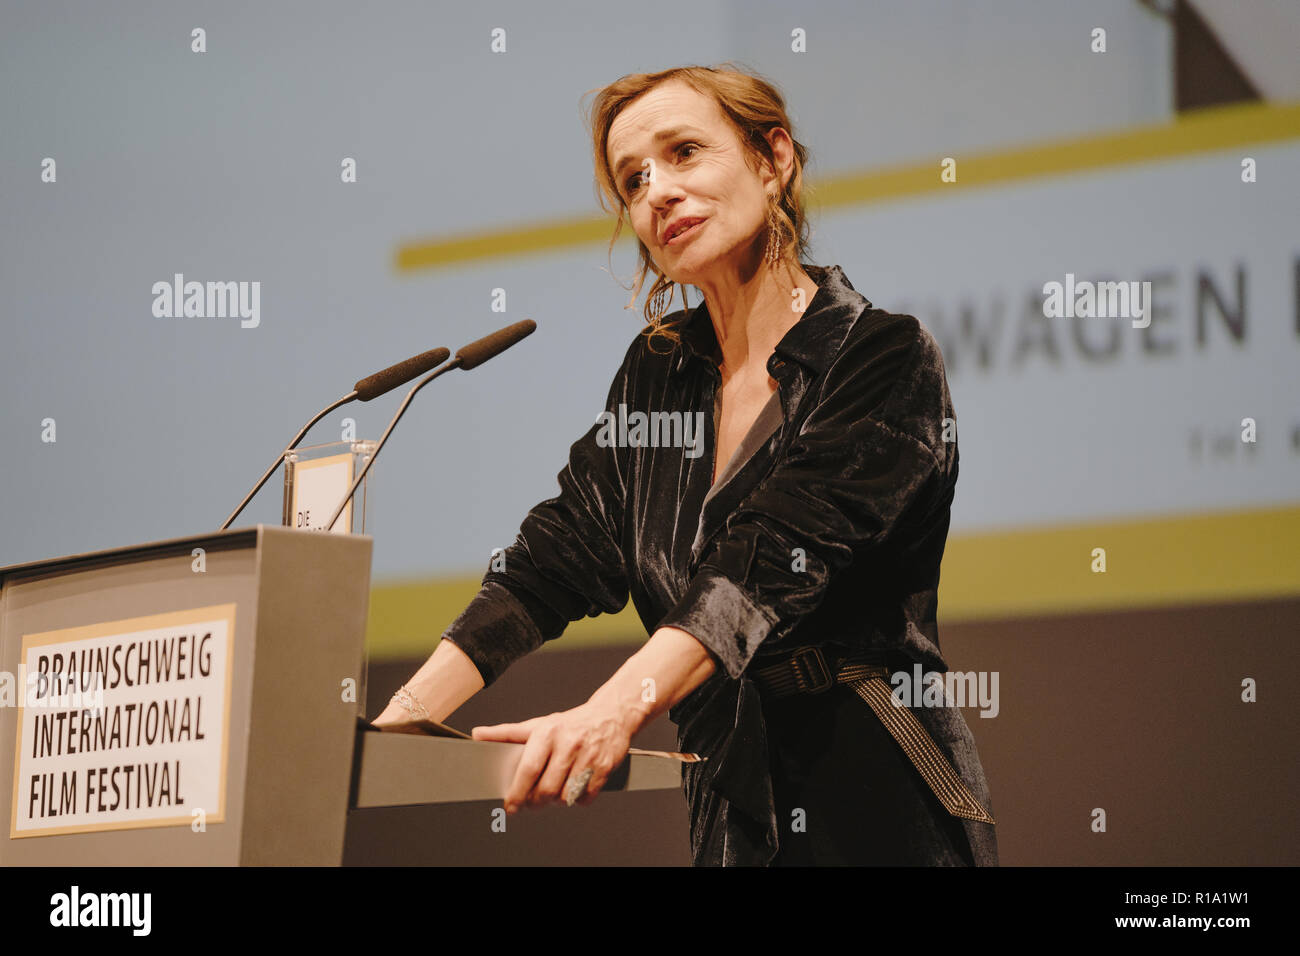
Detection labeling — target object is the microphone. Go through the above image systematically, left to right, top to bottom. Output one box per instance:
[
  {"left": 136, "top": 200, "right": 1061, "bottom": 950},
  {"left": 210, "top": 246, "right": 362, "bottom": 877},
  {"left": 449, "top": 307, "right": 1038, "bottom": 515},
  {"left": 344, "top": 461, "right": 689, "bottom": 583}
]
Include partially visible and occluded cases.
[
  {"left": 454, "top": 319, "right": 537, "bottom": 370},
  {"left": 325, "top": 320, "right": 537, "bottom": 531},
  {"left": 218, "top": 347, "right": 451, "bottom": 530},
  {"left": 354, "top": 349, "right": 451, "bottom": 401}
]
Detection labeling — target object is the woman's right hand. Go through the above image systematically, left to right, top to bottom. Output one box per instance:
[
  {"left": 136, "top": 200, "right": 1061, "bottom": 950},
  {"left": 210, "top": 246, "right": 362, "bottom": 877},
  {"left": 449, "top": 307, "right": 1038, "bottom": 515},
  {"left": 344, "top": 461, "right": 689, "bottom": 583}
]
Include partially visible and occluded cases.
[
  {"left": 367, "top": 638, "right": 486, "bottom": 730},
  {"left": 369, "top": 700, "right": 410, "bottom": 729}
]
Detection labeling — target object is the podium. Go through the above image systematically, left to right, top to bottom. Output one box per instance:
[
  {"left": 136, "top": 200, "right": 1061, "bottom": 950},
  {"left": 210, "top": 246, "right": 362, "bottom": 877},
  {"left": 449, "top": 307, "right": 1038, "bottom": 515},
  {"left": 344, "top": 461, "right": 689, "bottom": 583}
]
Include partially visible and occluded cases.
[{"left": 0, "top": 526, "right": 681, "bottom": 865}]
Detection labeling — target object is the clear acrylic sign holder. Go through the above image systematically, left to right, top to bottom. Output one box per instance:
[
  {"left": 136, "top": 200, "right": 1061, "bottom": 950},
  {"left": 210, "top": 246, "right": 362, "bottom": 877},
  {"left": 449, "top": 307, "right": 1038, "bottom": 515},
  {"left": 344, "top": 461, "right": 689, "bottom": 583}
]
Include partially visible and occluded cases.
[
  {"left": 282, "top": 439, "right": 377, "bottom": 715},
  {"left": 282, "top": 440, "right": 377, "bottom": 534}
]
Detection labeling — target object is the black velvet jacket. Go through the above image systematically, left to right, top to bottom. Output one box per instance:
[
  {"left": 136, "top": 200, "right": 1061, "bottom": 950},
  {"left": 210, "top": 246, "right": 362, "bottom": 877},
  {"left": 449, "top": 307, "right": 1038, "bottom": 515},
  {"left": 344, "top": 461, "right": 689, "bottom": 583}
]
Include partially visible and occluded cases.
[{"left": 443, "top": 264, "right": 998, "bottom": 866}]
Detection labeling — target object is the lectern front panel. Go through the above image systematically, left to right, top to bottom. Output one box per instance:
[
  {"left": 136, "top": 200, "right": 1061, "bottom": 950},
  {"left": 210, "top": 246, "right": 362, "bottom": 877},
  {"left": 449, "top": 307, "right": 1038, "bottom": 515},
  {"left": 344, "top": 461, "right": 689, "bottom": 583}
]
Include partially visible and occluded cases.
[
  {"left": 1, "top": 527, "right": 373, "bottom": 866},
  {"left": 0, "top": 542, "right": 260, "bottom": 865}
]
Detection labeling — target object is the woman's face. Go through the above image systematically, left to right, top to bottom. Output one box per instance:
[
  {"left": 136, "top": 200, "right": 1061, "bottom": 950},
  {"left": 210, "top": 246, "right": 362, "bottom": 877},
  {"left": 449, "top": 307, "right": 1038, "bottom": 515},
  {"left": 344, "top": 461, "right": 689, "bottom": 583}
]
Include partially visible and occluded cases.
[{"left": 606, "top": 80, "right": 778, "bottom": 290}]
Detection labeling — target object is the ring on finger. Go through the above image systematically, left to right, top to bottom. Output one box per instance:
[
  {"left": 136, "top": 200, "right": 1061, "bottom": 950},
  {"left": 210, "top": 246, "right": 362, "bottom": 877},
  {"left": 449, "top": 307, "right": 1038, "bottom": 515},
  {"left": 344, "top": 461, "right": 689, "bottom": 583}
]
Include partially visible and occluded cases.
[{"left": 562, "top": 767, "right": 594, "bottom": 807}]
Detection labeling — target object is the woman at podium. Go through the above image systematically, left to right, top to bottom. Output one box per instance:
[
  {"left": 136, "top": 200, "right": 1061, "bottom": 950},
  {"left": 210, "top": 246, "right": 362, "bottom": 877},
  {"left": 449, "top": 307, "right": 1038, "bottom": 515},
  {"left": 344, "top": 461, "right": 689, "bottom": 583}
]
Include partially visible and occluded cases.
[{"left": 374, "top": 64, "right": 998, "bottom": 867}]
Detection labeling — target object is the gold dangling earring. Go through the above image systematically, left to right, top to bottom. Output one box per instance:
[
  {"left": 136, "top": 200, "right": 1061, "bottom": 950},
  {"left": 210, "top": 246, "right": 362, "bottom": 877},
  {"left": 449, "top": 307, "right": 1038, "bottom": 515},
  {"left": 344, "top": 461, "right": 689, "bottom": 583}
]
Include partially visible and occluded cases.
[
  {"left": 764, "top": 197, "right": 782, "bottom": 266},
  {"left": 648, "top": 279, "right": 673, "bottom": 327}
]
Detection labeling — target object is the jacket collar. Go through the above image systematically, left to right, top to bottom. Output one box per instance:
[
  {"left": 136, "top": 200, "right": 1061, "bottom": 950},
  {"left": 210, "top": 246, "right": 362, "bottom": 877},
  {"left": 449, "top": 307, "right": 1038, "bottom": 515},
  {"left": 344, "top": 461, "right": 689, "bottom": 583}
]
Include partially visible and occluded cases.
[{"left": 670, "top": 264, "right": 872, "bottom": 377}]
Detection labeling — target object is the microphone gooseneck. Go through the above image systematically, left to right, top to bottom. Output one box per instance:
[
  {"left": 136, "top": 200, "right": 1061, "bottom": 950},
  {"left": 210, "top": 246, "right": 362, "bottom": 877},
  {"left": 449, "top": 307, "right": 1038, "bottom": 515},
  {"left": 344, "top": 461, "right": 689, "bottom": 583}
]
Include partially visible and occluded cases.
[
  {"left": 324, "top": 321, "right": 537, "bottom": 531},
  {"left": 218, "top": 346, "right": 451, "bottom": 530}
]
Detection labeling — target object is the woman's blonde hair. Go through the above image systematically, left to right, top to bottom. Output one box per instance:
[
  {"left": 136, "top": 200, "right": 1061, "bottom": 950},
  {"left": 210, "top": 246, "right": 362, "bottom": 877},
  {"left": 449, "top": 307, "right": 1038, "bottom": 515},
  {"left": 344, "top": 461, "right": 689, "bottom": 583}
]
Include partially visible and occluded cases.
[{"left": 585, "top": 63, "right": 814, "bottom": 351}]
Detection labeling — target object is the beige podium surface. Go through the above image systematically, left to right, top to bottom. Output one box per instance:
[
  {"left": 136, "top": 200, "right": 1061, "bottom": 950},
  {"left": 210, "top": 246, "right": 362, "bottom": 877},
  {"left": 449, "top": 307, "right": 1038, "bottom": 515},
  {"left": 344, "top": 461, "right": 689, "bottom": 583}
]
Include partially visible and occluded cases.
[{"left": 352, "top": 731, "right": 685, "bottom": 809}]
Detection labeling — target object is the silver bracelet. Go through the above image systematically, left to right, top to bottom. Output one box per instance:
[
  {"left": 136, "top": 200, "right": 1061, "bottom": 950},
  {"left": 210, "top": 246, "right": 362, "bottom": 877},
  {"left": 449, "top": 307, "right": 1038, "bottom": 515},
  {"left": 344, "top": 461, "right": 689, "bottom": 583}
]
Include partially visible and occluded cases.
[{"left": 392, "top": 684, "right": 431, "bottom": 721}]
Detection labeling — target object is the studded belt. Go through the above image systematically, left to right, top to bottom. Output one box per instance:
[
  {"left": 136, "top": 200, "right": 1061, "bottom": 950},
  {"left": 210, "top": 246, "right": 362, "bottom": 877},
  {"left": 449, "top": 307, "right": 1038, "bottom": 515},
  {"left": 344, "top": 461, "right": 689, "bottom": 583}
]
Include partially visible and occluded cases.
[{"left": 750, "top": 645, "right": 996, "bottom": 825}]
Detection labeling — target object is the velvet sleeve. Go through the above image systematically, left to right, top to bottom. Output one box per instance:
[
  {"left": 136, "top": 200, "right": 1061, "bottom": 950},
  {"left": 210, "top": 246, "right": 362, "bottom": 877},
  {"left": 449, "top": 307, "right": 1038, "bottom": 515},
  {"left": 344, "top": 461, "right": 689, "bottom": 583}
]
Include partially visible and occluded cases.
[
  {"left": 656, "top": 316, "right": 954, "bottom": 679},
  {"left": 440, "top": 342, "right": 637, "bottom": 687}
]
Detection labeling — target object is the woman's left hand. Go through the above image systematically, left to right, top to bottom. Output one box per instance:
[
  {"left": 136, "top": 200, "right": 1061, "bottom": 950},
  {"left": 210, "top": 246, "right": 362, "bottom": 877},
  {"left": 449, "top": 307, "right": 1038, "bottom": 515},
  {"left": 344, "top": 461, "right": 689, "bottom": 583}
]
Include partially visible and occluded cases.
[{"left": 471, "top": 697, "right": 636, "bottom": 812}]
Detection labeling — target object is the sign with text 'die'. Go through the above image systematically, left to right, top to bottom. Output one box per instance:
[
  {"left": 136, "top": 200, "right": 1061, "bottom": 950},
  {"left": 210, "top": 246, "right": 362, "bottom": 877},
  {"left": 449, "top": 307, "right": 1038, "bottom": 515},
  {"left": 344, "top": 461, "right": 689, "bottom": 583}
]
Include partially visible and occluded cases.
[
  {"left": 291, "top": 452, "right": 353, "bottom": 534},
  {"left": 10, "top": 604, "right": 234, "bottom": 838}
]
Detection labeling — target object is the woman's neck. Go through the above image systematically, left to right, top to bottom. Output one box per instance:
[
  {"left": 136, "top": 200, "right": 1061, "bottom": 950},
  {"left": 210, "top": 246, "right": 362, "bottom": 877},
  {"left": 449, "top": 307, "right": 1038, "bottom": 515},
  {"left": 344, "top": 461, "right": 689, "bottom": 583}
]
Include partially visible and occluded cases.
[{"left": 702, "top": 262, "right": 818, "bottom": 376}]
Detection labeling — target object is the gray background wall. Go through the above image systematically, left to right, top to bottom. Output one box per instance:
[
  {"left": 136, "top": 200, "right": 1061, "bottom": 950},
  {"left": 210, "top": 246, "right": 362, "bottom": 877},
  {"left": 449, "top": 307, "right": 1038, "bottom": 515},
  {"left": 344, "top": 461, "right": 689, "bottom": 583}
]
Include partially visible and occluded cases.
[{"left": 1, "top": 0, "right": 1179, "bottom": 577}]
